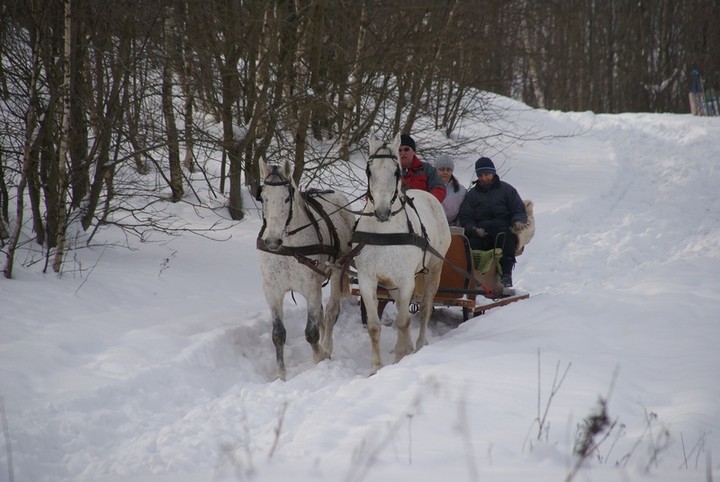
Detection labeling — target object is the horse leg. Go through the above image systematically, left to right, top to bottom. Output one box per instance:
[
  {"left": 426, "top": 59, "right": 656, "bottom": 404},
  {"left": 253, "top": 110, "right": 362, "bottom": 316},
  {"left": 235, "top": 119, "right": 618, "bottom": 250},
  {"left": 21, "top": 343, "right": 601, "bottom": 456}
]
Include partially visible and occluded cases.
[
  {"left": 415, "top": 266, "right": 442, "bottom": 350},
  {"left": 321, "top": 271, "right": 343, "bottom": 357},
  {"left": 358, "top": 276, "right": 383, "bottom": 374},
  {"left": 393, "top": 282, "right": 415, "bottom": 363},
  {"left": 305, "top": 286, "right": 329, "bottom": 364},
  {"left": 267, "top": 293, "right": 287, "bottom": 381}
]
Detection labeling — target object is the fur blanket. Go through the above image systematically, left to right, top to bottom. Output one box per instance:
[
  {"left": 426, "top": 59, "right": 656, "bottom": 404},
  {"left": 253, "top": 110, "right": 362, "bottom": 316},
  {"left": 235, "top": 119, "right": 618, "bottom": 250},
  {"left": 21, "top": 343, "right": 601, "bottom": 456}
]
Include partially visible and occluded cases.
[{"left": 511, "top": 199, "right": 535, "bottom": 256}]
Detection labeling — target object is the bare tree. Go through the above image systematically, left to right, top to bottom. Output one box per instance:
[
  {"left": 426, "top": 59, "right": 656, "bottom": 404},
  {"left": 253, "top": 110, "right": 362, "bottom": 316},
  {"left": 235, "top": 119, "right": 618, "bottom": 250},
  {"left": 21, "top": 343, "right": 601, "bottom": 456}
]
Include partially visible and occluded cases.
[
  {"left": 3, "top": 0, "right": 45, "bottom": 278},
  {"left": 5, "top": 0, "right": 717, "bottom": 277},
  {"left": 51, "top": 0, "right": 73, "bottom": 273},
  {"left": 338, "top": 1, "right": 368, "bottom": 161},
  {"left": 161, "top": 12, "right": 183, "bottom": 203}
]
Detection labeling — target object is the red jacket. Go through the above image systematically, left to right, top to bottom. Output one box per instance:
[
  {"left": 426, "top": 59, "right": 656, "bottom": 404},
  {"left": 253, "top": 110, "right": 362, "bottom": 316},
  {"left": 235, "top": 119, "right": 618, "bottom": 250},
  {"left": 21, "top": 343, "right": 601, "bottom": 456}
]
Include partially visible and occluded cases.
[{"left": 401, "top": 156, "right": 446, "bottom": 203}]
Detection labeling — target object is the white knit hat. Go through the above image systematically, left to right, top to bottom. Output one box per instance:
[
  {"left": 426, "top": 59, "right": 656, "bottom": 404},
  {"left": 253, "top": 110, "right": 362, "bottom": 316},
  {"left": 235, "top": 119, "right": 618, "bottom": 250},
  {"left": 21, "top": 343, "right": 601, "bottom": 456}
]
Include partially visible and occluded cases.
[{"left": 435, "top": 154, "right": 454, "bottom": 170}]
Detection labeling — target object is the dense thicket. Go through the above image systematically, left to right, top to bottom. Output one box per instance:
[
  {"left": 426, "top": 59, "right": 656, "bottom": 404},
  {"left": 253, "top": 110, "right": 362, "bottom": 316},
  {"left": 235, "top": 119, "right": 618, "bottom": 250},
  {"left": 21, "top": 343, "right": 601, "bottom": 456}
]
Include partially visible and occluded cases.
[{"left": 1, "top": 0, "right": 717, "bottom": 277}]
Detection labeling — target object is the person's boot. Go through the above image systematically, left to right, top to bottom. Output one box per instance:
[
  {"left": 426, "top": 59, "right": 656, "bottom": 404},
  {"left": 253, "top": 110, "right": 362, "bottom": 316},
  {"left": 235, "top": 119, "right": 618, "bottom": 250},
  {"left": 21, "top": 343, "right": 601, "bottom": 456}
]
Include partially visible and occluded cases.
[{"left": 499, "top": 260, "right": 514, "bottom": 288}]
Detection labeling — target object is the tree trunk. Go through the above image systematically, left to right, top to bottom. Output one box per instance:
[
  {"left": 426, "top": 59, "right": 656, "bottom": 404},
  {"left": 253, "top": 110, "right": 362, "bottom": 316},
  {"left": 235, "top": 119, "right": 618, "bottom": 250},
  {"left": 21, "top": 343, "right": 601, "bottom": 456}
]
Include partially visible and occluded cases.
[
  {"left": 52, "top": 0, "right": 73, "bottom": 273},
  {"left": 181, "top": 0, "right": 195, "bottom": 173},
  {"left": 339, "top": 0, "right": 368, "bottom": 161},
  {"left": 403, "top": 0, "right": 460, "bottom": 134},
  {"left": 520, "top": 1, "right": 545, "bottom": 109},
  {"left": 68, "top": 7, "right": 88, "bottom": 209},
  {"left": 163, "top": 15, "right": 183, "bottom": 203},
  {"left": 4, "top": 21, "right": 43, "bottom": 278},
  {"left": 80, "top": 33, "right": 129, "bottom": 231},
  {"left": 220, "top": 57, "right": 242, "bottom": 217},
  {"left": 292, "top": 109, "right": 310, "bottom": 184},
  {"left": 227, "top": 141, "right": 244, "bottom": 220},
  {"left": 0, "top": 150, "right": 9, "bottom": 240}
]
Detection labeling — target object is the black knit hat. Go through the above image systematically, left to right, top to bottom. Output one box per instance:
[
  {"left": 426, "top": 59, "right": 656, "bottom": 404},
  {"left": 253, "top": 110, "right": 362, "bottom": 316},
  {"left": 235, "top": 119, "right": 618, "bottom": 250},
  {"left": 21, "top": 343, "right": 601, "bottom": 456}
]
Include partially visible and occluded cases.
[
  {"left": 400, "top": 134, "right": 416, "bottom": 152},
  {"left": 475, "top": 156, "right": 496, "bottom": 175}
]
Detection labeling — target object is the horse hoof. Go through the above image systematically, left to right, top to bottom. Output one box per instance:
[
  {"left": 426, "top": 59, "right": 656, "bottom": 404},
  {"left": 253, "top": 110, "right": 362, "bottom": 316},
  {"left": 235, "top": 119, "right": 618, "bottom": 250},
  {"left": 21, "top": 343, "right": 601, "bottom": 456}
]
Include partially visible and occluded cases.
[{"left": 313, "top": 348, "right": 330, "bottom": 363}]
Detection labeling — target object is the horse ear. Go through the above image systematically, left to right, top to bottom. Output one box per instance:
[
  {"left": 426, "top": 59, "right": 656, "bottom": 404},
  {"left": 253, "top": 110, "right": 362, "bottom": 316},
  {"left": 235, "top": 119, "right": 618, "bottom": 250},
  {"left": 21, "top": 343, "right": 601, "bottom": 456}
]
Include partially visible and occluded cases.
[
  {"left": 368, "top": 131, "right": 382, "bottom": 156},
  {"left": 390, "top": 132, "right": 402, "bottom": 154},
  {"left": 283, "top": 159, "right": 293, "bottom": 178}
]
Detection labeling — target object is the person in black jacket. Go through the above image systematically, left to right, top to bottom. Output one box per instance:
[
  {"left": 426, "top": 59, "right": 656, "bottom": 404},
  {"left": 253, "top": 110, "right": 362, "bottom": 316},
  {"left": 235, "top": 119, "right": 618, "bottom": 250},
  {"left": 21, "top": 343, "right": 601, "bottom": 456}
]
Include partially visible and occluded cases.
[{"left": 458, "top": 157, "right": 528, "bottom": 287}]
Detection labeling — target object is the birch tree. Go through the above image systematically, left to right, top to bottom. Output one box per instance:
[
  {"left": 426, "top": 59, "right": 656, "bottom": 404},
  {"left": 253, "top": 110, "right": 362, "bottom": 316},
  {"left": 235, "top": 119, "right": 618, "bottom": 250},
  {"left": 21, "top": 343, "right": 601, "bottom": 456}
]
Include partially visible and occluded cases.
[
  {"left": 51, "top": 0, "right": 73, "bottom": 272},
  {"left": 162, "top": 13, "right": 183, "bottom": 203}
]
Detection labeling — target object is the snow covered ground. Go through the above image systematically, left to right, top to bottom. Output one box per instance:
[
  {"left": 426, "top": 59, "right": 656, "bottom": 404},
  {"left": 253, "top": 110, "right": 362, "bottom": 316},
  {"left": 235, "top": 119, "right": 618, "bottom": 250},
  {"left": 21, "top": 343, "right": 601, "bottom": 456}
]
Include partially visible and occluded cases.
[{"left": 2, "top": 98, "right": 719, "bottom": 482}]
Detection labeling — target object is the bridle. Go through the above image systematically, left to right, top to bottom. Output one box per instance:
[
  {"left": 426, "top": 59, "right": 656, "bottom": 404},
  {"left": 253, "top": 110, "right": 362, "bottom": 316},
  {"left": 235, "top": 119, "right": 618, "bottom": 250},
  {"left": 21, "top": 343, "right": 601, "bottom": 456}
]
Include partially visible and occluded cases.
[
  {"left": 365, "top": 142, "right": 402, "bottom": 210},
  {"left": 261, "top": 167, "right": 297, "bottom": 233}
]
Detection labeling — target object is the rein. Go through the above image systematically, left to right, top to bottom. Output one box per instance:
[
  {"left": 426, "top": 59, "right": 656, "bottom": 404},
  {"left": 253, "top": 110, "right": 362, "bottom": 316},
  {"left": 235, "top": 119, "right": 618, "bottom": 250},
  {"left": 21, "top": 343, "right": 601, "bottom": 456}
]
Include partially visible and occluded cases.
[{"left": 289, "top": 191, "right": 365, "bottom": 229}]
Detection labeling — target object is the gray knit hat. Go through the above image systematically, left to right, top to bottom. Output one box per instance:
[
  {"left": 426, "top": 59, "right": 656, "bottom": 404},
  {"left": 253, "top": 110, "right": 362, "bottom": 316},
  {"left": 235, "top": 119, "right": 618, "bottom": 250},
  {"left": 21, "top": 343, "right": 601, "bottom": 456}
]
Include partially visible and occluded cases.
[{"left": 435, "top": 154, "right": 454, "bottom": 170}]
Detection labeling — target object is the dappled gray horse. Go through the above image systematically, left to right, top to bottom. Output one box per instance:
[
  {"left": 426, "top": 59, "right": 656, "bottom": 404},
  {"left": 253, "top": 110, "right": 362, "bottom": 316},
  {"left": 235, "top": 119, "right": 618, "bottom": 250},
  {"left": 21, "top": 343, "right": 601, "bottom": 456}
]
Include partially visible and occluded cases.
[
  {"left": 353, "top": 133, "right": 451, "bottom": 374},
  {"left": 257, "top": 159, "right": 355, "bottom": 380}
]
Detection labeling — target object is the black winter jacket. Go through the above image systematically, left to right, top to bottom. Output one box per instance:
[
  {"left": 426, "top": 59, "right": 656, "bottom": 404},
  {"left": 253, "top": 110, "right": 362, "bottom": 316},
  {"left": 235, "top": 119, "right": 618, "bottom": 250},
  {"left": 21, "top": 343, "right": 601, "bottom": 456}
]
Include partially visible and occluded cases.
[{"left": 458, "top": 176, "right": 527, "bottom": 234}]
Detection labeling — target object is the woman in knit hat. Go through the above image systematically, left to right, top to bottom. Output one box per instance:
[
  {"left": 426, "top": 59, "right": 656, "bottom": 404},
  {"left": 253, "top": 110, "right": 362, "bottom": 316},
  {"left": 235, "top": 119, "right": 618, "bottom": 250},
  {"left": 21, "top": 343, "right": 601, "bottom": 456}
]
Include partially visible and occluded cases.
[
  {"left": 434, "top": 154, "right": 466, "bottom": 225},
  {"left": 458, "top": 156, "right": 528, "bottom": 288}
]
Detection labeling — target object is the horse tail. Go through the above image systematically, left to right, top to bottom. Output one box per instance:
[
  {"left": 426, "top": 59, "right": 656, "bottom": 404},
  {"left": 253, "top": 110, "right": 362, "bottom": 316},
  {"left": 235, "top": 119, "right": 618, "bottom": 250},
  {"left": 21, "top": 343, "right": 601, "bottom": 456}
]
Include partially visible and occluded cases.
[
  {"left": 340, "top": 271, "right": 351, "bottom": 297},
  {"left": 413, "top": 274, "right": 425, "bottom": 299}
]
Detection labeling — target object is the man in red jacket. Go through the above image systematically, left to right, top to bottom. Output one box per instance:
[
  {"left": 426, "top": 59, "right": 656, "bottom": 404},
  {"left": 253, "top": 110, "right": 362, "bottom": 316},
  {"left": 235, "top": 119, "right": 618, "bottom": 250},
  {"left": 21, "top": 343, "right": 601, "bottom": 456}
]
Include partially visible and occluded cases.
[{"left": 399, "top": 134, "right": 446, "bottom": 203}]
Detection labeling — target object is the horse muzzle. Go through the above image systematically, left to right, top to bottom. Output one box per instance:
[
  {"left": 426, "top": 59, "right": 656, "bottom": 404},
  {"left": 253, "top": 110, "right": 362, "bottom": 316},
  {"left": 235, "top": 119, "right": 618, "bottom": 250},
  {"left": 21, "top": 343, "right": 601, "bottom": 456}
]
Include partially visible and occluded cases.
[
  {"left": 373, "top": 208, "right": 391, "bottom": 222},
  {"left": 263, "top": 238, "right": 283, "bottom": 251}
]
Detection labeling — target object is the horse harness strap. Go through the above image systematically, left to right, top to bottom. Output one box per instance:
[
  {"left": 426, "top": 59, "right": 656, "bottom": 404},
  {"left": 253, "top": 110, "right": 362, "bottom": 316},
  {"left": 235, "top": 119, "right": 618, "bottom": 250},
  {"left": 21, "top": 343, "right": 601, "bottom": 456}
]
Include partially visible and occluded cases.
[
  {"left": 351, "top": 230, "right": 446, "bottom": 261},
  {"left": 351, "top": 231, "right": 428, "bottom": 249},
  {"left": 255, "top": 237, "right": 339, "bottom": 258},
  {"left": 256, "top": 238, "right": 336, "bottom": 277}
]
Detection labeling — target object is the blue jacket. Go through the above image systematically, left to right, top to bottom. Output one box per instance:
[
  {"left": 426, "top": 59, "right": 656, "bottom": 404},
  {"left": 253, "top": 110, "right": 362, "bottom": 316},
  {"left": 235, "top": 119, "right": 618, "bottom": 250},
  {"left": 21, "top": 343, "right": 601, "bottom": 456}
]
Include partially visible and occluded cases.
[{"left": 458, "top": 176, "right": 527, "bottom": 234}]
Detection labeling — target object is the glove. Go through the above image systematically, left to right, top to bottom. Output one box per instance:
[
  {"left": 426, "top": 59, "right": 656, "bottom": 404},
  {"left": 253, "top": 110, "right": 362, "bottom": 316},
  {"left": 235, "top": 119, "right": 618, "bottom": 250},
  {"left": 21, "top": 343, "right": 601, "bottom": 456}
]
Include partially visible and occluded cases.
[
  {"left": 512, "top": 221, "right": 528, "bottom": 231},
  {"left": 473, "top": 227, "right": 486, "bottom": 237}
]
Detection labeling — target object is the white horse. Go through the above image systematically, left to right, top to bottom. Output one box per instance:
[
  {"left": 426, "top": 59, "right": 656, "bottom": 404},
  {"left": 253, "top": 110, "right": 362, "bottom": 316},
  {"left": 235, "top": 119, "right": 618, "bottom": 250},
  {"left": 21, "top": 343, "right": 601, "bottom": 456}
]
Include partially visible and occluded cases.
[
  {"left": 353, "top": 133, "right": 452, "bottom": 374},
  {"left": 257, "top": 159, "right": 356, "bottom": 380}
]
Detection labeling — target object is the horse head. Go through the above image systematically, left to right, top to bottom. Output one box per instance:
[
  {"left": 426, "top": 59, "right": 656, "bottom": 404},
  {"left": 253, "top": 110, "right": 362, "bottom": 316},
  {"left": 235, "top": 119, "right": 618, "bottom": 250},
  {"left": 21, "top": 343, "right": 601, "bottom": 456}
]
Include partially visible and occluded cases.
[
  {"left": 366, "top": 133, "right": 402, "bottom": 222},
  {"left": 260, "top": 159, "right": 296, "bottom": 251}
]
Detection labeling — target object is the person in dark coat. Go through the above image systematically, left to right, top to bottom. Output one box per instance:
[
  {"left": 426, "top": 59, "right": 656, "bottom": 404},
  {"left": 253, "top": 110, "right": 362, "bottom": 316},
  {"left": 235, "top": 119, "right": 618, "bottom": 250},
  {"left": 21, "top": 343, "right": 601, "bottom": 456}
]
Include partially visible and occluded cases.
[{"left": 458, "top": 157, "right": 528, "bottom": 287}]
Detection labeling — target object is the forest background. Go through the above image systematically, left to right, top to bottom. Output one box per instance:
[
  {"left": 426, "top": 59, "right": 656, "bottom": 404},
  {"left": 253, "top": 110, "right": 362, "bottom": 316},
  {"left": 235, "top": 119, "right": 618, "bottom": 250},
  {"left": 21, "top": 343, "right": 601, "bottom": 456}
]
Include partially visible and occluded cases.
[{"left": 1, "top": 0, "right": 718, "bottom": 277}]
